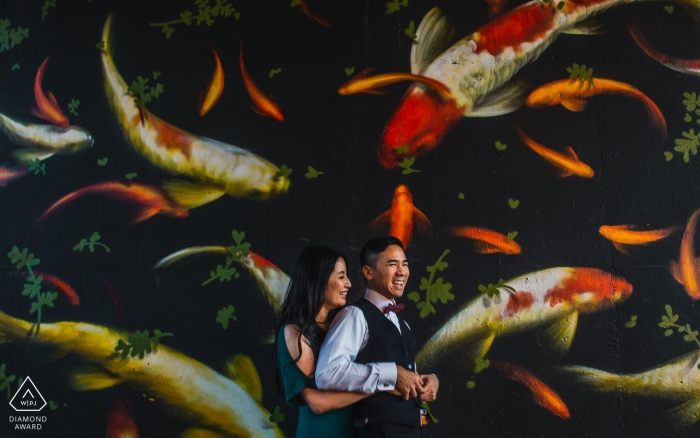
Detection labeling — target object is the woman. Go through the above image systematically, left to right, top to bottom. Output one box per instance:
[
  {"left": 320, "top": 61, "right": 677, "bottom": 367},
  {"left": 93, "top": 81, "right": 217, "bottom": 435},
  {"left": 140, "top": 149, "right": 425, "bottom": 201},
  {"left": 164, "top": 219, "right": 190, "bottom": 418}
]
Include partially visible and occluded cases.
[{"left": 275, "top": 246, "right": 369, "bottom": 437}]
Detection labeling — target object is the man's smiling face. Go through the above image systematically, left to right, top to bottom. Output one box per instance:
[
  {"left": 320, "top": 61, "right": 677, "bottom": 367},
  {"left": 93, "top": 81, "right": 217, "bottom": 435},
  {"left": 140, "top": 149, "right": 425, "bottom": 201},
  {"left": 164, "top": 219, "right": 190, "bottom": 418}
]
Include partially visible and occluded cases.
[{"left": 363, "top": 244, "right": 410, "bottom": 300}]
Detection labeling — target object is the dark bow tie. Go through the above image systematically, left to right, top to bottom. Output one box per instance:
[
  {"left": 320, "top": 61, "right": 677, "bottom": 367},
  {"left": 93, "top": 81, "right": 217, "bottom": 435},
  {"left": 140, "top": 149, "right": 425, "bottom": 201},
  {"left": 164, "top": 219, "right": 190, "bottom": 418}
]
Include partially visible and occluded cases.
[{"left": 384, "top": 303, "right": 405, "bottom": 314}]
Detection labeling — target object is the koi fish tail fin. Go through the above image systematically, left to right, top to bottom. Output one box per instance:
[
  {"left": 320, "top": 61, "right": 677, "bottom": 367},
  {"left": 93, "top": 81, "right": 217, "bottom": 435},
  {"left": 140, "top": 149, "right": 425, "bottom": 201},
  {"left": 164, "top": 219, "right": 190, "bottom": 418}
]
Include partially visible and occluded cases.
[
  {"left": 410, "top": 7, "right": 456, "bottom": 75},
  {"left": 562, "top": 18, "right": 609, "bottom": 35},
  {"left": 628, "top": 19, "right": 700, "bottom": 77},
  {"left": 468, "top": 80, "right": 528, "bottom": 117},
  {"left": 640, "top": 95, "right": 668, "bottom": 140},
  {"left": 559, "top": 98, "right": 587, "bottom": 112},
  {"left": 30, "top": 105, "right": 52, "bottom": 124},
  {"left": 12, "top": 148, "right": 54, "bottom": 164},
  {"left": 162, "top": 179, "right": 225, "bottom": 209},
  {"left": 40, "top": 188, "right": 89, "bottom": 222},
  {"left": 412, "top": 206, "right": 433, "bottom": 236},
  {"left": 130, "top": 207, "right": 162, "bottom": 225},
  {"left": 369, "top": 209, "right": 391, "bottom": 230},
  {"left": 473, "top": 241, "right": 501, "bottom": 254},
  {"left": 612, "top": 241, "right": 629, "bottom": 254},
  {"left": 153, "top": 246, "right": 231, "bottom": 268},
  {"left": 669, "top": 258, "right": 700, "bottom": 298},
  {"left": 0, "top": 310, "right": 34, "bottom": 344},
  {"left": 540, "top": 312, "right": 578, "bottom": 356},
  {"left": 224, "top": 354, "right": 263, "bottom": 403},
  {"left": 560, "top": 365, "right": 626, "bottom": 392},
  {"left": 70, "top": 368, "right": 122, "bottom": 391},
  {"left": 666, "top": 398, "right": 700, "bottom": 427},
  {"left": 180, "top": 429, "right": 227, "bottom": 438}
]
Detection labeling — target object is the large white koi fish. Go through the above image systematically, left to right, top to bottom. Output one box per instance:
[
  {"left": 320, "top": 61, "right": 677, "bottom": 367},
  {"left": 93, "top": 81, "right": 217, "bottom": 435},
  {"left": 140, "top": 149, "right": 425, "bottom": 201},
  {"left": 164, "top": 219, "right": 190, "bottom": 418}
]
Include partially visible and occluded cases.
[
  {"left": 379, "top": 0, "right": 697, "bottom": 167},
  {"left": 101, "top": 15, "right": 289, "bottom": 208},
  {"left": 416, "top": 267, "right": 633, "bottom": 370},
  {"left": 0, "top": 309, "right": 283, "bottom": 438},
  {"left": 563, "top": 350, "right": 700, "bottom": 426}
]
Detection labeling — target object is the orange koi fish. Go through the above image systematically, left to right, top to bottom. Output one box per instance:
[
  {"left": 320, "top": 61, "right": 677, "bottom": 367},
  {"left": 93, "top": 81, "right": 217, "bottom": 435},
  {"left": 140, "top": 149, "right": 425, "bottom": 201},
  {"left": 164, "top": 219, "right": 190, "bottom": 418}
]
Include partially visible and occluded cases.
[
  {"left": 298, "top": 0, "right": 332, "bottom": 27},
  {"left": 102, "top": 16, "right": 289, "bottom": 209},
  {"left": 629, "top": 21, "right": 700, "bottom": 77},
  {"left": 239, "top": 42, "right": 284, "bottom": 122},
  {"left": 198, "top": 46, "right": 224, "bottom": 117},
  {"left": 31, "top": 57, "right": 69, "bottom": 129},
  {"left": 339, "top": 68, "right": 453, "bottom": 100},
  {"left": 526, "top": 78, "right": 667, "bottom": 138},
  {"left": 517, "top": 127, "right": 594, "bottom": 178},
  {"left": 0, "top": 166, "right": 28, "bottom": 186},
  {"left": 40, "top": 181, "right": 189, "bottom": 225},
  {"left": 370, "top": 184, "right": 432, "bottom": 247},
  {"left": 671, "top": 208, "right": 700, "bottom": 300},
  {"left": 599, "top": 224, "right": 680, "bottom": 253},
  {"left": 445, "top": 226, "right": 521, "bottom": 255},
  {"left": 154, "top": 247, "right": 290, "bottom": 312},
  {"left": 417, "top": 267, "right": 633, "bottom": 369},
  {"left": 32, "top": 270, "right": 80, "bottom": 306},
  {"left": 491, "top": 360, "right": 570, "bottom": 419},
  {"left": 106, "top": 397, "right": 139, "bottom": 438}
]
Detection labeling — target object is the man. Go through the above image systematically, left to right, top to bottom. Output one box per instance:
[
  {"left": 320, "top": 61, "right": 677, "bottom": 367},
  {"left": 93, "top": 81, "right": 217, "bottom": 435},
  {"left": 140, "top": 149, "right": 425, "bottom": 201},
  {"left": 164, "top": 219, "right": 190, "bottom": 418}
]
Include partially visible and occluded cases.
[{"left": 316, "top": 236, "right": 439, "bottom": 438}]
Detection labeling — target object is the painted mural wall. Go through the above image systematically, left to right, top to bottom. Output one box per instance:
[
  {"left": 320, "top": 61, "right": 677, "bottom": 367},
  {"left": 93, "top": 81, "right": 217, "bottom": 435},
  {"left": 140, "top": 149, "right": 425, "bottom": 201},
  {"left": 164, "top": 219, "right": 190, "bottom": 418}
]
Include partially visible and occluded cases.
[{"left": 1, "top": 0, "right": 700, "bottom": 436}]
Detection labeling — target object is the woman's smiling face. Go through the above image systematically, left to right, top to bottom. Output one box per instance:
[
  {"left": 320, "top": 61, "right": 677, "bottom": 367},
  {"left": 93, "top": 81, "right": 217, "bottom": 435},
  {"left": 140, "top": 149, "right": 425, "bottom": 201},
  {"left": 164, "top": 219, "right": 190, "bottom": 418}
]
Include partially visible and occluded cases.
[{"left": 323, "top": 258, "right": 351, "bottom": 310}]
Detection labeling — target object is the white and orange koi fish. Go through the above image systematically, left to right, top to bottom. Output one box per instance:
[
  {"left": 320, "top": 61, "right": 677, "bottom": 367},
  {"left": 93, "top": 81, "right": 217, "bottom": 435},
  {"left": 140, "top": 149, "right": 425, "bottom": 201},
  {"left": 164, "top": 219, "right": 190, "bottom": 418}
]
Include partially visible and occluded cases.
[
  {"left": 379, "top": 1, "right": 690, "bottom": 168},
  {"left": 101, "top": 16, "right": 289, "bottom": 209},
  {"left": 154, "top": 248, "right": 290, "bottom": 312},
  {"left": 416, "top": 267, "right": 633, "bottom": 370},
  {"left": 0, "top": 309, "right": 283, "bottom": 437},
  {"left": 563, "top": 350, "right": 700, "bottom": 426}
]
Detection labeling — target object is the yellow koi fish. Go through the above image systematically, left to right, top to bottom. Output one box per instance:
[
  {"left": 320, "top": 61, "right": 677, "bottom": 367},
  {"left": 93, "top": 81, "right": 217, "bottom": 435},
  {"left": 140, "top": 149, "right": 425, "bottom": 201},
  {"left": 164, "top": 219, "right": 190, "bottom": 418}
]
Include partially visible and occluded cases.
[
  {"left": 101, "top": 15, "right": 289, "bottom": 209},
  {"left": 0, "top": 113, "right": 93, "bottom": 163},
  {"left": 154, "top": 247, "right": 290, "bottom": 312},
  {"left": 416, "top": 267, "right": 633, "bottom": 370},
  {"left": 0, "top": 309, "right": 283, "bottom": 438},
  {"left": 563, "top": 350, "right": 700, "bottom": 426}
]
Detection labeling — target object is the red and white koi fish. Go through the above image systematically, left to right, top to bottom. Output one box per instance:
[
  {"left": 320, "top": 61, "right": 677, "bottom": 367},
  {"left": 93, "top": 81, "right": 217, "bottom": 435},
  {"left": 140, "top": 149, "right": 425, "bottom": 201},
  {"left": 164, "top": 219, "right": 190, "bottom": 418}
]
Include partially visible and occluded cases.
[
  {"left": 379, "top": 1, "right": 693, "bottom": 168},
  {"left": 101, "top": 16, "right": 289, "bottom": 209},
  {"left": 239, "top": 41, "right": 285, "bottom": 122},
  {"left": 198, "top": 46, "right": 224, "bottom": 117},
  {"left": 31, "top": 57, "right": 69, "bottom": 129},
  {"left": 0, "top": 112, "right": 93, "bottom": 164},
  {"left": 0, "top": 166, "right": 28, "bottom": 186},
  {"left": 40, "top": 181, "right": 189, "bottom": 225},
  {"left": 370, "top": 184, "right": 432, "bottom": 247},
  {"left": 670, "top": 208, "right": 700, "bottom": 300},
  {"left": 154, "top": 248, "right": 290, "bottom": 312},
  {"left": 416, "top": 267, "right": 633, "bottom": 369},
  {"left": 0, "top": 309, "right": 284, "bottom": 437},
  {"left": 563, "top": 350, "right": 700, "bottom": 426},
  {"left": 490, "top": 360, "right": 570, "bottom": 419}
]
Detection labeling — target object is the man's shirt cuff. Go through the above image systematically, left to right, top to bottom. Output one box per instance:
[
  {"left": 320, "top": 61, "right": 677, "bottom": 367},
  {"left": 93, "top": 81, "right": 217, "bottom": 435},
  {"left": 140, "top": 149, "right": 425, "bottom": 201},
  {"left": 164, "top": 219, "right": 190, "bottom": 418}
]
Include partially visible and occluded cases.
[{"left": 376, "top": 362, "right": 397, "bottom": 391}]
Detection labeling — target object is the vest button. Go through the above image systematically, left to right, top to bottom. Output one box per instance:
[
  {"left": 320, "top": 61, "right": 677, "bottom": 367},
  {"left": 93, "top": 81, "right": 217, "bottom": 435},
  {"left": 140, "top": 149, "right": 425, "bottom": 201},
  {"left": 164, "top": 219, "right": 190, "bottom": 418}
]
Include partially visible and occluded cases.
[
  {"left": 408, "top": 364, "right": 412, "bottom": 370},
  {"left": 383, "top": 383, "right": 389, "bottom": 387}
]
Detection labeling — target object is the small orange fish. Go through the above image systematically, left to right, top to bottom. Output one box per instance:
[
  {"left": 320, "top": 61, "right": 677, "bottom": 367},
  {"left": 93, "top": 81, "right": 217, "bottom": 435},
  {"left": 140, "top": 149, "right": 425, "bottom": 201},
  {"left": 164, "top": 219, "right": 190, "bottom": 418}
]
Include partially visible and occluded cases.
[
  {"left": 298, "top": 0, "right": 332, "bottom": 27},
  {"left": 239, "top": 42, "right": 284, "bottom": 121},
  {"left": 198, "top": 46, "right": 224, "bottom": 117},
  {"left": 31, "top": 57, "right": 70, "bottom": 128},
  {"left": 339, "top": 68, "right": 453, "bottom": 100},
  {"left": 526, "top": 77, "right": 667, "bottom": 138},
  {"left": 517, "top": 127, "right": 594, "bottom": 178},
  {"left": 0, "top": 166, "right": 28, "bottom": 186},
  {"left": 40, "top": 181, "right": 189, "bottom": 225},
  {"left": 370, "top": 184, "right": 431, "bottom": 248},
  {"left": 671, "top": 208, "right": 700, "bottom": 300},
  {"left": 599, "top": 224, "right": 680, "bottom": 253},
  {"left": 444, "top": 226, "right": 521, "bottom": 255},
  {"left": 32, "top": 270, "right": 80, "bottom": 306},
  {"left": 490, "top": 360, "right": 570, "bottom": 420}
]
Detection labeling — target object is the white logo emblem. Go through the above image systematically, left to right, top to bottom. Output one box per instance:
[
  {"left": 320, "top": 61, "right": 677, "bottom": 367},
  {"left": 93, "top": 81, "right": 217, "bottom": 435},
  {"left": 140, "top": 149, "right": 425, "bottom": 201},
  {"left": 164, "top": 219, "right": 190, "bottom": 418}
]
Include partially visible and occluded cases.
[{"left": 9, "top": 377, "right": 47, "bottom": 412}]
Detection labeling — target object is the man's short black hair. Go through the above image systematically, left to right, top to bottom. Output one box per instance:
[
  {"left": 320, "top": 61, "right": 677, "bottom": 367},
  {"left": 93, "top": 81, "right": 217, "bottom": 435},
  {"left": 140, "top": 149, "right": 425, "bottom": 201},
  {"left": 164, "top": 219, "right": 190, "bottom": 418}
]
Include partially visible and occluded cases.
[{"left": 360, "top": 236, "right": 404, "bottom": 269}]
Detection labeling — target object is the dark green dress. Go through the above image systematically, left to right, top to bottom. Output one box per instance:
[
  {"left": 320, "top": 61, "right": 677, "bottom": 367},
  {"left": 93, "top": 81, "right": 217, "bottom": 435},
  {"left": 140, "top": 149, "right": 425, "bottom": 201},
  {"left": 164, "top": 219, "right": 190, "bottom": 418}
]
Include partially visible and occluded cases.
[{"left": 277, "top": 327, "right": 354, "bottom": 438}]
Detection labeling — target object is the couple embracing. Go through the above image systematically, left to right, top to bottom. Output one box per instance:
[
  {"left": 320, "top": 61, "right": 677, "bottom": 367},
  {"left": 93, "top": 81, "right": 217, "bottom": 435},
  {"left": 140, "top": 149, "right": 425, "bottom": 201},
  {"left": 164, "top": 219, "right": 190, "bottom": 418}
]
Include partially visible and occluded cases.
[{"left": 275, "top": 236, "right": 439, "bottom": 438}]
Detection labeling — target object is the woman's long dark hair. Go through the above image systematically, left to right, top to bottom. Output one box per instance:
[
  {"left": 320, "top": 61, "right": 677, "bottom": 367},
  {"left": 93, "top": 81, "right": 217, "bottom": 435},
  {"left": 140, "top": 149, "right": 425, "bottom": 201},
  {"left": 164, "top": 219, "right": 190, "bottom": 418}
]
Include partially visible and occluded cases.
[{"left": 275, "top": 246, "right": 347, "bottom": 387}]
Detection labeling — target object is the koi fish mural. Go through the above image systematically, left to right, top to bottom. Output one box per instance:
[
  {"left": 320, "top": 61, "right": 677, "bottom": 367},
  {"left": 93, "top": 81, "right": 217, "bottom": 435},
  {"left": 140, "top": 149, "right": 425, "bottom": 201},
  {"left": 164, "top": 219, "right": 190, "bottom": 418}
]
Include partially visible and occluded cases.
[
  {"left": 379, "top": 0, "right": 694, "bottom": 167},
  {"left": 101, "top": 16, "right": 289, "bottom": 208},
  {"left": 629, "top": 21, "right": 700, "bottom": 76},
  {"left": 239, "top": 41, "right": 285, "bottom": 122},
  {"left": 198, "top": 46, "right": 224, "bottom": 117},
  {"left": 31, "top": 56, "right": 70, "bottom": 129},
  {"left": 339, "top": 68, "right": 452, "bottom": 99},
  {"left": 0, "top": 113, "right": 93, "bottom": 163},
  {"left": 516, "top": 126, "right": 594, "bottom": 178},
  {"left": 0, "top": 166, "right": 28, "bottom": 186},
  {"left": 370, "top": 184, "right": 432, "bottom": 247},
  {"left": 670, "top": 208, "right": 700, "bottom": 300},
  {"left": 599, "top": 224, "right": 680, "bottom": 253},
  {"left": 444, "top": 226, "right": 521, "bottom": 254},
  {"left": 416, "top": 267, "right": 633, "bottom": 369},
  {"left": 0, "top": 309, "right": 284, "bottom": 437},
  {"left": 563, "top": 350, "right": 700, "bottom": 426},
  {"left": 106, "top": 397, "right": 139, "bottom": 438}
]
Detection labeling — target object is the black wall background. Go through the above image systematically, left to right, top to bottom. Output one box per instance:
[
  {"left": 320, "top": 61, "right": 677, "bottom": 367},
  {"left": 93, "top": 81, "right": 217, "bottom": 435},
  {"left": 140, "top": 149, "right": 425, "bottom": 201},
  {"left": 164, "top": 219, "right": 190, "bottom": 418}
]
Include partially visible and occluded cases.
[{"left": 1, "top": 0, "right": 700, "bottom": 436}]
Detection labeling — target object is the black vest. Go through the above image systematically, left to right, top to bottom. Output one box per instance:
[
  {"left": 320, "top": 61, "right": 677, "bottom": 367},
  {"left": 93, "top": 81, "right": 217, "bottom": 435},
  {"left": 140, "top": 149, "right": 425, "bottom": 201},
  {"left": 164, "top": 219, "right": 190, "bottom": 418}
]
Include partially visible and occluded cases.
[{"left": 352, "top": 298, "right": 421, "bottom": 427}]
